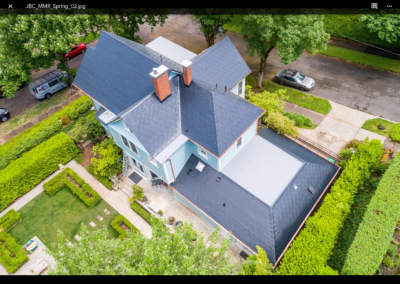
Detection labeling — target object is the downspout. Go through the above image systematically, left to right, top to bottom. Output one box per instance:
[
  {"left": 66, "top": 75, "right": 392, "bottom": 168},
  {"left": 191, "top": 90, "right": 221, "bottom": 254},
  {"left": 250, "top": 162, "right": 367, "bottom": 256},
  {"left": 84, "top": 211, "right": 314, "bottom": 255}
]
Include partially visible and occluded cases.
[{"left": 166, "top": 159, "right": 176, "bottom": 182}]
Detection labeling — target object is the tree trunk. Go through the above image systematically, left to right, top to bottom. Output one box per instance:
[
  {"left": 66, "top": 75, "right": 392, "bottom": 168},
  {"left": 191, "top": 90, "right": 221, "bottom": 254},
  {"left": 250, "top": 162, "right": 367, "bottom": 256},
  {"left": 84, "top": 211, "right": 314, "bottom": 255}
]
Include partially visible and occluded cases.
[
  {"left": 257, "top": 46, "right": 275, "bottom": 89},
  {"left": 58, "top": 54, "right": 74, "bottom": 86}
]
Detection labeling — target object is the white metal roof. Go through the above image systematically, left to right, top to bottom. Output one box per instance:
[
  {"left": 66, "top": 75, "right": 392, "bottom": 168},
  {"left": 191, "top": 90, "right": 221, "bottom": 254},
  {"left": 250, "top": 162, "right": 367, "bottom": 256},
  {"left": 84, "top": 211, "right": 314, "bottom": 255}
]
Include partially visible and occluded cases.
[
  {"left": 146, "top": 36, "right": 196, "bottom": 64},
  {"left": 98, "top": 110, "right": 117, "bottom": 124},
  {"left": 154, "top": 134, "right": 189, "bottom": 164},
  {"left": 222, "top": 135, "right": 304, "bottom": 207}
]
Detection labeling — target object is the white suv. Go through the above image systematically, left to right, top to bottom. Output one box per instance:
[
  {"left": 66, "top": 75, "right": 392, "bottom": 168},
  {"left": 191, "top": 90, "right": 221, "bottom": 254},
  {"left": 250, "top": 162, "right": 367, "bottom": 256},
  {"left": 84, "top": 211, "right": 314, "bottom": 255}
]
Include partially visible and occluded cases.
[{"left": 29, "top": 70, "right": 68, "bottom": 99}]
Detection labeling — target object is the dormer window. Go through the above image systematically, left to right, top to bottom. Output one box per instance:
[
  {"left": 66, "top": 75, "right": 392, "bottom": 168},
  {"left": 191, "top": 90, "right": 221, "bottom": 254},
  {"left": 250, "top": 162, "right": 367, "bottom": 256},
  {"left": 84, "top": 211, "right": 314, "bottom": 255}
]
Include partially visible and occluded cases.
[
  {"left": 238, "top": 80, "right": 243, "bottom": 96},
  {"left": 236, "top": 136, "right": 243, "bottom": 151},
  {"left": 198, "top": 148, "right": 208, "bottom": 160},
  {"left": 148, "top": 155, "right": 158, "bottom": 167}
]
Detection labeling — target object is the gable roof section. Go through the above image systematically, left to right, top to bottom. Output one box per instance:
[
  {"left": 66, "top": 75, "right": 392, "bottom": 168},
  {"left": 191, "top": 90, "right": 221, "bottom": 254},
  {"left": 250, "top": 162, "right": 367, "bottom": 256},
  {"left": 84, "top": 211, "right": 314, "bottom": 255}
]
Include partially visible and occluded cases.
[
  {"left": 73, "top": 31, "right": 171, "bottom": 114},
  {"left": 146, "top": 36, "right": 196, "bottom": 64},
  {"left": 191, "top": 36, "right": 251, "bottom": 91},
  {"left": 121, "top": 76, "right": 181, "bottom": 158},
  {"left": 180, "top": 78, "right": 264, "bottom": 156}
]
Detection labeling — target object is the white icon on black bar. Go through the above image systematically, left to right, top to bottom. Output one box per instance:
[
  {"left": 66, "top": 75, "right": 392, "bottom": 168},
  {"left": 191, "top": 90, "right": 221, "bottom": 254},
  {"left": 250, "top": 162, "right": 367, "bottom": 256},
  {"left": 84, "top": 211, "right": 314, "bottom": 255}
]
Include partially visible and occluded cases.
[{"left": 371, "top": 3, "right": 378, "bottom": 8}]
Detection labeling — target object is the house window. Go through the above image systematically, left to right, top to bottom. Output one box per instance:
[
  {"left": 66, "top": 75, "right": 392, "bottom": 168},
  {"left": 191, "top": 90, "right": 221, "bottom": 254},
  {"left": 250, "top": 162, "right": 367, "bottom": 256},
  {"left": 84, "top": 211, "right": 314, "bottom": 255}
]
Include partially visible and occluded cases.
[
  {"left": 238, "top": 80, "right": 243, "bottom": 96},
  {"left": 120, "top": 134, "right": 139, "bottom": 156},
  {"left": 236, "top": 136, "right": 243, "bottom": 151},
  {"left": 198, "top": 148, "right": 208, "bottom": 160},
  {"left": 148, "top": 155, "right": 158, "bottom": 167},
  {"left": 149, "top": 170, "right": 159, "bottom": 180}
]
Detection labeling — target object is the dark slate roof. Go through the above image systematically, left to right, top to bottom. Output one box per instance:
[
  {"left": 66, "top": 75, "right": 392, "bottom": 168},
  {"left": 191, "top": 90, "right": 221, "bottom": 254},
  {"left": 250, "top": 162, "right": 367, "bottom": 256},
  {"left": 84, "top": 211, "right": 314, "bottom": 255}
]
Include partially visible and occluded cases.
[
  {"left": 73, "top": 31, "right": 171, "bottom": 115},
  {"left": 191, "top": 36, "right": 251, "bottom": 91},
  {"left": 121, "top": 76, "right": 181, "bottom": 158},
  {"left": 180, "top": 79, "right": 264, "bottom": 156},
  {"left": 171, "top": 130, "right": 339, "bottom": 264}
]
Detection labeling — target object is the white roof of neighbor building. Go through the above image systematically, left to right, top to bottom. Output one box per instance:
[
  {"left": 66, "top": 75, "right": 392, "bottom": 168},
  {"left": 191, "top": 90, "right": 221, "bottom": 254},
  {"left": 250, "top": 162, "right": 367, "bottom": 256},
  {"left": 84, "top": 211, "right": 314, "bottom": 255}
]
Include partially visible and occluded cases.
[
  {"left": 146, "top": 36, "right": 197, "bottom": 64},
  {"left": 98, "top": 110, "right": 117, "bottom": 124},
  {"left": 154, "top": 134, "right": 189, "bottom": 164},
  {"left": 222, "top": 135, "right": 304, "bottom": 207}
]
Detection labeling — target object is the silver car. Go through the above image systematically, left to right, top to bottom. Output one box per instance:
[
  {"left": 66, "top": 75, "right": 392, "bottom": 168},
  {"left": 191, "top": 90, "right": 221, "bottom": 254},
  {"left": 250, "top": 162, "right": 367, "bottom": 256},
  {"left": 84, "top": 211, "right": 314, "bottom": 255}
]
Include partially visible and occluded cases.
[{"left": 275, "top": 69, "right": 315, "bottom": 91}]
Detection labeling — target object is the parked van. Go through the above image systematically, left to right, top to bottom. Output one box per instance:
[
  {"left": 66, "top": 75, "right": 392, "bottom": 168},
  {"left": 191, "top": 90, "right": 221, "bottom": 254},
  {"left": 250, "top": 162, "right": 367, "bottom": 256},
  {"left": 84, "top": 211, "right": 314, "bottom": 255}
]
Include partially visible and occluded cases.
[{"left": 29, "top": 70, "right": 68, "bottom": 99}]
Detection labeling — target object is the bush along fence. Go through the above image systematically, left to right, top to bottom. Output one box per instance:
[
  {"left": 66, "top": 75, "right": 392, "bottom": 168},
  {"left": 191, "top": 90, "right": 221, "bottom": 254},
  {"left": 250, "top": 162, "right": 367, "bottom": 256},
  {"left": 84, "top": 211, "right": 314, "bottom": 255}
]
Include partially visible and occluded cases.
[
  {"left": 0, "top": 95, "right": 92, "bottom": 171},
  {"left": 0, "top": 132, "right": 78, "bottom": 212},
  {"left": 278, "top": 138, "right": 383, "bottom": 275},
  {"left": 341, "top": 154, "right": 400, "bottom": 275},
  {"left": 86, "top": 165, "right": 113, "bottom": 190},
  {"left": 44, "top": 167, "right": 100, "bottom": 207},
  {"left": 0, "top": 209, "right": 21, "bottom": 231},
  {"left": 111, "top": 215, "right": 140, "bottom": 239},
  {"left": 0, "top": 231, "right": 29, "bottom": 273}
]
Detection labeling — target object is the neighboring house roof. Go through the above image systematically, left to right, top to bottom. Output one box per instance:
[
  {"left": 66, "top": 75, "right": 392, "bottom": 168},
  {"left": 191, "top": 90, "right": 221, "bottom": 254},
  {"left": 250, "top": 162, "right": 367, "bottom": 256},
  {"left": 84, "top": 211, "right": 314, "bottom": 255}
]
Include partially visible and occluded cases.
[
  {"left": 146, "top": 36, "right": 197, "bottom": 64},
  {"left": 191, "top": 37, "right": 251, "bottom": 91},
  {"left": 171, "top": 128, "right": 339, "bottom": 264}
]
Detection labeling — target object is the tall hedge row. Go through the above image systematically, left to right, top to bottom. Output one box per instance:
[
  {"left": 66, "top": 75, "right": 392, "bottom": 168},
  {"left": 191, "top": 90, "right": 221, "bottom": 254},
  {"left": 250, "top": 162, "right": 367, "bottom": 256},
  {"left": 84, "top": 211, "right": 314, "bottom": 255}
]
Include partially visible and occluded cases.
[
  {"left": 0, "top": 95, "right": 92, "bottom": 170},
  {"left": 0, "top": 132, "right": 78, "bottom": 211},
  {"left": 278, "top": 139, "right": 383, "bottom": 275},
  {"left": 341, "top": 154, "right": 400, "bottom": 275}
]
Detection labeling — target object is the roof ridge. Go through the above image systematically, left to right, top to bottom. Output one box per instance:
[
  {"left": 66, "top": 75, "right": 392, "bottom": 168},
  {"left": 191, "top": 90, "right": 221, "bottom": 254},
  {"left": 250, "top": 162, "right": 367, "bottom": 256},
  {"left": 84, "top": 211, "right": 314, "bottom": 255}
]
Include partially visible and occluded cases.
[
  {"left": 192, "top": 38, "right": 225, "bottom": 62},
  {"left": 211, "top": 92, "right": 221, "bottom": 157}
]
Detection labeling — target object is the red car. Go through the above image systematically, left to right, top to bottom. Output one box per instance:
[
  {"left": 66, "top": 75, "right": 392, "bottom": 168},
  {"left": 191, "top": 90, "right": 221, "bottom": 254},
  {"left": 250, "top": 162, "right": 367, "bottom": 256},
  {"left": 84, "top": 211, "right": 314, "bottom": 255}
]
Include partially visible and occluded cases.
[{"left": 65, "top": 43, "right": 87, "bottom": 61}]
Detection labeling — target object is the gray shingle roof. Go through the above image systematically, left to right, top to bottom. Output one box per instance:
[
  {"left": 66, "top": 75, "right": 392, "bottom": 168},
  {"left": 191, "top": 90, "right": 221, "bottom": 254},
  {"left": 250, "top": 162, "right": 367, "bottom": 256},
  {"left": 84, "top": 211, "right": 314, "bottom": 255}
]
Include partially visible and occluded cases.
[
  {"left": 73, "top": 31, "right": 171, "bottom": 114},
  {"left": 191, "top": 36, "right": 251, "bottom": 91},
  {"left": 121, "top": 76, "right": 181, "bottom": 158},
  {"left": 172, "top": 129, "right": 339, "bottom": 264}
]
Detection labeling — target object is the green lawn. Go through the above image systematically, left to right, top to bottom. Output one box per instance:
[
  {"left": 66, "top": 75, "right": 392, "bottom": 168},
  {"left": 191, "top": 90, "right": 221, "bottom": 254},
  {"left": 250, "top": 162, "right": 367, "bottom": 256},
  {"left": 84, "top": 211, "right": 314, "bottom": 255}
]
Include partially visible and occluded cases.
[
  {"left": 78, "top": 33, "right": 100, "bottom": 44},
  {"left": 318, "top": 45, "right": 400, "bottom": 74},
  {"left": 246, "top": 74, "right": 332, "bottom": 115},
  {"left": 0, "top": 87, "right": 70, "bottom": 137},
  {"left": 361, "top": 118, "right": 396, "bottom": 137},
  {"left": 9, "top": 186, "right": 119, "bottom": 249}
]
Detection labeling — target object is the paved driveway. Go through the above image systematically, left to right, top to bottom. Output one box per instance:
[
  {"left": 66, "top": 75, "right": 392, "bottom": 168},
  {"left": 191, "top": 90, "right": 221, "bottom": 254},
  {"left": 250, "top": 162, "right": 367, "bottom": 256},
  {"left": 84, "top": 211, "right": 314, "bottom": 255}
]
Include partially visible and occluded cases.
[{"left": 137, "top": 14, "right": 400, "bottom": 122}]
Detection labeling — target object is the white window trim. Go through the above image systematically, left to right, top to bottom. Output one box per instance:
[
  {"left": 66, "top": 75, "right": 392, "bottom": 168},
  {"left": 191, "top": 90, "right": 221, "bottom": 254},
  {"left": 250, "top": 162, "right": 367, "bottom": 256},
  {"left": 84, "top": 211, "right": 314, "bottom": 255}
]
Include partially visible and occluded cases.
[
  {"left": 238, "top": 80, "right": 243, "bottom": 96},
  {"left": 120, "top": 133, "right": 140, "bottom": 157},
  {"left": 235, "top": 136, "right": 243, "bottom": 151},
  {"left": 198, "top": 147, "right": 208, "bottom": 160},
  {"left": 148, "top": 154, "right": 158, "bottom": 167}
]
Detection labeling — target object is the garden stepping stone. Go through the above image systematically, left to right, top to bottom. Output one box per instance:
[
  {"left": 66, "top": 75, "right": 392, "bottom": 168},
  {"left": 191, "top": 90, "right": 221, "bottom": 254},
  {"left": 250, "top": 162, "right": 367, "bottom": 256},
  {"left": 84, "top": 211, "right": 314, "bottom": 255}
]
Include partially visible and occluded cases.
[
  {"left": 104, "top": 209, "right": 110, "bottom": 215},
  {"left": 97, "top": 215, "right": 103, "bottom": 221},
  {"left": 89, "top": 221, "right": 96, "bottom": 228},
  {"left": 74, "top": 235, "right": 81, "bottom": 241},
  {"left": 67, "top": 241, "right": 73, "bottom": 247}
]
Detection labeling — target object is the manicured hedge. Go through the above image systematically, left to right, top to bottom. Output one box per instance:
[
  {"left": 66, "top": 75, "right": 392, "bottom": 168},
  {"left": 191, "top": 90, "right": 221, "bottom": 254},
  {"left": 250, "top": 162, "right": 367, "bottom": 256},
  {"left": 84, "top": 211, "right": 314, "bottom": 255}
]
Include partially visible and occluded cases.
[
  {"left": 0, "top": 96, "right": 92, "bottom": 170},
  {"left": 390, "top": 123, "right": 400, "bottom": 143},
  {"left": 0, "top": 133, "right": 78, "bottom": 212},
  {"left": 278, "top": 138, "right": 383, "bottom": 275},
  {"left": 342, "top": 154, "right": 400, "bottom": 275},
  {"left": 86, "top": 165, "right": 113, "bottom": 190},
  {"left": 44, "top": 168, "right": 100, "bottom": 207},
  {"left": 131, "top": 201, "right": 152, "bottom": 225},
  {"left": 0, "top": 209, "right": 21, "bottom": 231},
  {"left": 111, "top": 215, "right": 140, "bottom": 239},
  {"left": 0, "top": 231, "right": 29, "bottom": 273}
]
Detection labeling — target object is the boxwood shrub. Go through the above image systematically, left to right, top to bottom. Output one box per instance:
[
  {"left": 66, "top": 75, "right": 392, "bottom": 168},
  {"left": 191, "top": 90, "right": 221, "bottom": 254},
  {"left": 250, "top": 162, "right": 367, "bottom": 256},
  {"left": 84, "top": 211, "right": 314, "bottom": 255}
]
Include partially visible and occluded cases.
[
  {"left": 0, "top": 95, "right": 92, "bottom": 170},
  {"left": 390, "top": 123, "right": 400, "bottom": 143},
  {"left": 0, "top": 132, "right": 78, "bottom": 212},
  {"left": 278, "top": 138, "right": 383, "bottom": 275},
  {"left": 342, "top": 154, "right": 400, "bottom": 275},
  {"left": 86, "top": 165, "right": 113, "bottom": 190},
  {"left": 44, "top": 168, "right": 100, "bottom": 207},
  {"left": 131, "top": 201, "right": 152, "bottom": 225},
  {"left": 0, "top": 209, "right": 21, "bottom": 231},
  {"left": 111, "top": 215, "right": 140, "bottom": 239},
  {"left": 0, "top": 231, "right": 29, "bottom": 273}
]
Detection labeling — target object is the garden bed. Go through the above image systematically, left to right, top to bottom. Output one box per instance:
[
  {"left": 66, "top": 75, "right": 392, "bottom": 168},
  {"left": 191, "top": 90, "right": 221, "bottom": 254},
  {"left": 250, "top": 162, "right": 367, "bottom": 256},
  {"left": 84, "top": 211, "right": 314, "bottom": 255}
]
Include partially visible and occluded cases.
[
  {"left": 111, "top": 215, "right": 140, "bottom": 239},
  {"left": 0, "top": 231, "right": 29, "bottom": 273}
]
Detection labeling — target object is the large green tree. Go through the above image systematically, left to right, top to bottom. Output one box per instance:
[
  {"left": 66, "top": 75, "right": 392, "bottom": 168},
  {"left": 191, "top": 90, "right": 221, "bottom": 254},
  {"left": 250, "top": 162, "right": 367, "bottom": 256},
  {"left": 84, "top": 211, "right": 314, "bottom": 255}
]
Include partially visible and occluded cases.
[
  {"left": 189, "top": 9, "right": 233, "bottom": 47},
  {"left": 237, "top": 14, "right": 330, "bottom": 88},
  {"left": 359, "top": 14, "right": 400, "bottom": 44},
  {"left": 91, "top": 137, "right": 122, "bottom": 178},
  {"left": 47, "top": 217, "right": 239, "bottom": 275},
  {"left": 238, "top": 246, "right": 275, "bottom": 275}
]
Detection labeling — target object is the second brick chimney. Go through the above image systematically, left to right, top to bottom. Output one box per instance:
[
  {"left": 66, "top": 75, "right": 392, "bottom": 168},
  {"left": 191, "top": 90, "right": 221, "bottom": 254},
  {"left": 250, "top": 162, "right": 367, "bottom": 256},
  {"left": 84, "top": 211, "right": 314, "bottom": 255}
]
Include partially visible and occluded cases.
[
  {"left": 181, "top": 60, "right": 192, "bottom": 86},
  {"left": 150, "top": 65, "right": 171, "bottom": 102}
]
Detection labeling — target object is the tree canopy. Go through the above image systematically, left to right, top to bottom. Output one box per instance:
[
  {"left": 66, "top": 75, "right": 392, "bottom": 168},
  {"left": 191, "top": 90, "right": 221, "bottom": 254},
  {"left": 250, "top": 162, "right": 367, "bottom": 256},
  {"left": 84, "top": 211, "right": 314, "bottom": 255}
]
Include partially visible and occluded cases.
[
  {"left": 237, "top": 14, "right": 329, "bottom": 88},
  {"left": 359, "top": 14, "right": 400, "bottom": 44},
  {"left": 91, "top": 137, "right": 122, "bottom": 178},
  {"left": 46, "top": 217, "right": 239, "bottom": 275},
  {"left": 238, "top": 245, "right": 275, "bottom": 275}
]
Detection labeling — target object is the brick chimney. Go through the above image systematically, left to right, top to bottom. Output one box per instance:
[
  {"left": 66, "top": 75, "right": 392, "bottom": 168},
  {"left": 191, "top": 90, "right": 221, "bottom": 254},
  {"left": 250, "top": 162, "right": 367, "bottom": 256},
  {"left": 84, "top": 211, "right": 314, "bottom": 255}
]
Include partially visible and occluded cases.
[
  {"left": 181, "top": 60, "right": 192, "bottom": 86},
  {"left": 150, "top": 65, "right": 171, "bottom": 102}
]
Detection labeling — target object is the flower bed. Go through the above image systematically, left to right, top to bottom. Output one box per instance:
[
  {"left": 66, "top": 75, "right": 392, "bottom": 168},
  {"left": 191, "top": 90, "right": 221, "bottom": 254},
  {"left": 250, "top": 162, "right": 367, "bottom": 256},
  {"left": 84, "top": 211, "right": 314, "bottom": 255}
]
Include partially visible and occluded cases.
[
  {"left": 0, "top": 132, "right": 78, "bottom": 212},
  {"left": 86, "top": 165, "right": 113, "bottom": 190},
  {"left": 43, "top": 167, "right": 100, "bottom": 207},
  {"left": 131, "top": 201, "right": 152, "bottom": 225},
  {"left": 0, "top": 210, "right": 21, "bottom": 231},
  {"left": 111, "top": 215, "right": 140, "bottom": 239},
  {"left": 0, "top": 231, "right": 29, "bottom": 273}
]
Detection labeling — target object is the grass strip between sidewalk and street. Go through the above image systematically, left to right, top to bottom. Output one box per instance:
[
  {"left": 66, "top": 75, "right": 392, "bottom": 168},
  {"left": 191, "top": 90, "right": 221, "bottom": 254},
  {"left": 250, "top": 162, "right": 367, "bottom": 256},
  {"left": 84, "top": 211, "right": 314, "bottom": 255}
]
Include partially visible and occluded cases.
[
  {"left": 318, "top": 45, "right": 400, "bottom": 74},
  {"left": 246, "top": 74, "right": 332, "bottom": 115},
  {"left": 361, "top": 118, "right": 396, "bottom": 137}
]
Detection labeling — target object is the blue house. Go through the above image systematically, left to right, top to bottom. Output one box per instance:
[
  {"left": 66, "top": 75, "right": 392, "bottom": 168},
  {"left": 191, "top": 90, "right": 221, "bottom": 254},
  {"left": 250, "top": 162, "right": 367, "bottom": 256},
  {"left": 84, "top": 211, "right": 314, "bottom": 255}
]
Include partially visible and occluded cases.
[{"left": 74, "top": 31, "right": 339, "bottom": 264}]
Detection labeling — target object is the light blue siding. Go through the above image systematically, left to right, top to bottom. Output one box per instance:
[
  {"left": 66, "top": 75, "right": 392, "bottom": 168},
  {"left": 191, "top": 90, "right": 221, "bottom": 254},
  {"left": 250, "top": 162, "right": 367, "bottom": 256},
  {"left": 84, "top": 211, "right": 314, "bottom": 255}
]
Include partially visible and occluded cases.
[
  {"left": 169, "top": 71, "right": 178, "bottom": 80},
  {"left": 230, "top": 78, "right": 246, "bottom": 98},
  {"left": 231, "top": 84, "right": 238, "bottom": 95},
  {"left": 93, "top": 100, "right": 101, "bottom": 111},
  {"left": 109, "top": 120, "right": 166, "bottom": 182},
  {"left": 220, "top": 121, "right": 257, "bottom": 170},
  {"left": 100, "top": 122, "right": 111, "bottom": 136},
  {"left": 167, "top": 140, "right": 192, "bottom": 178},
  {"left": 191, "top": 141, "right": 219, "bottom": 170}
]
